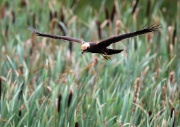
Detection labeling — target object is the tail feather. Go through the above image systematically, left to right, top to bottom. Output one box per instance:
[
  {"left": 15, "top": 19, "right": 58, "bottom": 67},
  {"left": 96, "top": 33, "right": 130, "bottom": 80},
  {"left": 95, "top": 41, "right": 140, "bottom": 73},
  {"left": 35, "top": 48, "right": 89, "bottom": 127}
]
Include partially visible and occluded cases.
[{"left": 105, "top": 49, "right": 123, "bottom": 55}]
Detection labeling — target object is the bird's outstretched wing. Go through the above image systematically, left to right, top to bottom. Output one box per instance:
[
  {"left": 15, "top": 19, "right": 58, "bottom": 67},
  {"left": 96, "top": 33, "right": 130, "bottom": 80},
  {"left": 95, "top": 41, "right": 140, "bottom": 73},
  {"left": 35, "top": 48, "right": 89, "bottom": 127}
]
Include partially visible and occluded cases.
[
  {"left": 97, "top": 23, "right": 160, "bottom": 48},
  {"left": 27, "top": 26, "right": 84, "bottom": 44}
]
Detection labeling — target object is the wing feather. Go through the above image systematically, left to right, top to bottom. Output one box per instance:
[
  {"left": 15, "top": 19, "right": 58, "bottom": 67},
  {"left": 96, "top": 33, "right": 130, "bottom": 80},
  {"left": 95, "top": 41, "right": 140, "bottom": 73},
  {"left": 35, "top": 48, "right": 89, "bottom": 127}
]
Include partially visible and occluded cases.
[
  {"left": 97, "top": 23, "right": 160, "bottom": 47},
  {"left": 27, "top": 26, "right": 84, "bottom": 44}
]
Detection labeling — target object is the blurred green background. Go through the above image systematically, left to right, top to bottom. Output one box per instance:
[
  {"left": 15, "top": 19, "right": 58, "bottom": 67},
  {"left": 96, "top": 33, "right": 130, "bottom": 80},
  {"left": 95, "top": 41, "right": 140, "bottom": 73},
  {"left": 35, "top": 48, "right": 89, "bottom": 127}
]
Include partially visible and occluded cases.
[{"left": 0, "top": 0, "right": 179, "bottom": 127}]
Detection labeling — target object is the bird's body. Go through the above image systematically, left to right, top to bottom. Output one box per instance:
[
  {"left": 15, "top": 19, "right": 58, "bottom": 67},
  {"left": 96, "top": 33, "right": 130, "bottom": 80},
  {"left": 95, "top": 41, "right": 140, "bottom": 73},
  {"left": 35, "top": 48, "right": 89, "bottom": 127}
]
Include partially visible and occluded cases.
[
  {"left": 27, "top": 23, "right": 160, "bottom": 59},
  {"left": 82, "top": 42, "right": 123, "bottom": 55},
  {"left": 82, "top": 42, "right": 104, "bottom": 54}
]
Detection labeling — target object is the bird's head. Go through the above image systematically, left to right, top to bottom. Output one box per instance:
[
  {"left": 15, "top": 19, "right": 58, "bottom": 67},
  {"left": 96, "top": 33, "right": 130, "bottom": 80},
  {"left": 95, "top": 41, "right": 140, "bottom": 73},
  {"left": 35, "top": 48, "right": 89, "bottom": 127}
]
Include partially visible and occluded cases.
[{"left": 81, "top": 43, "right": 90, "bottom": 54}]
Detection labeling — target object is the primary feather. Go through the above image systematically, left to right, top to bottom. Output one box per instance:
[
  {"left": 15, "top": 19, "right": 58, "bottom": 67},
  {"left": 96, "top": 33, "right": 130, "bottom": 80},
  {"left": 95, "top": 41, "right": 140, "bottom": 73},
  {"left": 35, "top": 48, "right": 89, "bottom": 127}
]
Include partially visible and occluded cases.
[
  {"left": 97, "top": 23, "right": 160, "bottom": 47},
  {"left": 27, "top": 25, "right": 84, "bottom": 44}
]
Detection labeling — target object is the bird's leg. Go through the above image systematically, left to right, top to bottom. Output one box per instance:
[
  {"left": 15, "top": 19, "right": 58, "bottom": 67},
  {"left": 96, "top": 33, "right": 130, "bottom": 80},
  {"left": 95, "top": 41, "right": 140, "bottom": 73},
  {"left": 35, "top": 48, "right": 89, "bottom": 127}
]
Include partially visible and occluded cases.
[{"left": 101, "top": 53, "right": 111, "bottom": 60}]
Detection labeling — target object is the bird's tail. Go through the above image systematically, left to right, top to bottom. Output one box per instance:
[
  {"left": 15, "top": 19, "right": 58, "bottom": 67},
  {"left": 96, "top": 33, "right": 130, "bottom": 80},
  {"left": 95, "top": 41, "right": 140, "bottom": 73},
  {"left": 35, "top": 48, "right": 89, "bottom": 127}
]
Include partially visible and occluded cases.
[{"left": 105, "top": 49, "right": 124, "bottom": 55}]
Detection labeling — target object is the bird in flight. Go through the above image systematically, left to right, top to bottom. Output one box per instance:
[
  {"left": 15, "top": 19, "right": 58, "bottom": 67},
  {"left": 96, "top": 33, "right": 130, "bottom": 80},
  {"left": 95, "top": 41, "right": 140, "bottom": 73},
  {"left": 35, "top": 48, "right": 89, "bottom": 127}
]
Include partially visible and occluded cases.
[{"left": 27, "top": 23, "right": 160, "bottom": 59}]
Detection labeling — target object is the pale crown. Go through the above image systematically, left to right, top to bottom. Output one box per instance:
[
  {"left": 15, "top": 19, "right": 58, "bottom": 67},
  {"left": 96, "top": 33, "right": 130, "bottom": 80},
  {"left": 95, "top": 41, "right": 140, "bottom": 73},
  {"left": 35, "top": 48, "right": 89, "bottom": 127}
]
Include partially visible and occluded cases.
[{"left": 81, "top": 43, "right": 90, "bottom": 51}]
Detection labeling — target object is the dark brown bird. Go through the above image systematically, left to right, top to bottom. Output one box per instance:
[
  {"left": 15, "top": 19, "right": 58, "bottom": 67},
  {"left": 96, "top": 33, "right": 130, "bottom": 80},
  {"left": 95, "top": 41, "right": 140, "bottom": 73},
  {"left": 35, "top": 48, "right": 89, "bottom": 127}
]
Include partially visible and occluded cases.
[{"left": 27, "top": 24, "right": 160, "bottom": 59}]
